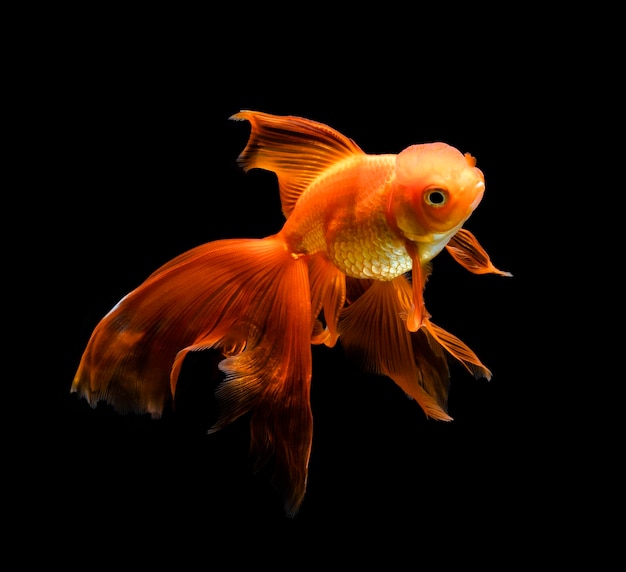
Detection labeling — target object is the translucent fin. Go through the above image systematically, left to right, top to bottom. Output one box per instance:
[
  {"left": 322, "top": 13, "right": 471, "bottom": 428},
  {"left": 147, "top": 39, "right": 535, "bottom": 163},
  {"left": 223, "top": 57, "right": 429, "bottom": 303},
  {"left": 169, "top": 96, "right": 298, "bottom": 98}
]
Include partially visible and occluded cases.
[
  {"left": 231, "top": 110, "right": 365, "bottom": 218},
  {"left": 446, "top": 228, "right": 512, "bottom": 276},
  {"left": 72, "top": 235, "right": 314, "bottom": 516},
  {"left": 72, "top": 238, "right": 286, "bottom": 417},
  {"left": 206, "top": 248, "right": 314, "bottom": 516},
  {"left": 307, "top": 254, "right": 346, "bottom": 347},
  {"left": 345, "top": 276, "right": 372, "bottom": 305},
  {"left": 338, "top": 277, "right": 451, "bottom": 420},
  {"left": 423, "top": 319, "right": 492, "bottom": 380}
]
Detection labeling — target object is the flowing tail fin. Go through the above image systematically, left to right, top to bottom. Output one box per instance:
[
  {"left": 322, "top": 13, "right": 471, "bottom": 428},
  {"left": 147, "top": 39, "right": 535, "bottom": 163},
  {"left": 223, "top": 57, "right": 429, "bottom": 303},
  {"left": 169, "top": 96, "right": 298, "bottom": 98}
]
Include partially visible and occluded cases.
[{"left": 72, "top": 235, "right": 314, "bottom": 515}]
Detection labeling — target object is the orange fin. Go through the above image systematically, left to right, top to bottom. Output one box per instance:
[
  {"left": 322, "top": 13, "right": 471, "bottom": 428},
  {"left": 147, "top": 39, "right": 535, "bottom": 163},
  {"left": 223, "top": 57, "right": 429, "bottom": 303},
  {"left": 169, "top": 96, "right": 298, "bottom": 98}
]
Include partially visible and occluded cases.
[
  {"left": 231, "top": 110, "right": 365, "bottom": 218},
  {"left": 446, "top": 228, "right": 513, "bottom": 276},
  {"left": 72, "top": 235, "right": 314, "bottom": 515},
  {"left": 72, "top": 238, "right": 283, "bottom": 417},
  {"left": 403, "top": 241, "right": 432, "bottom": 332},
  {"left": 205, "top": 243, "right": 314, "bottom": 516},
  {"left": 307, "top": 254, "right": 346, "bottom": 347},
  {"left": 345, "top": 276, "right": 371, "bottom": 305},
  {"left": 338, "top": 277, "right": 452, "bottom": 420},
  {"left": 423, "top": 319, "right": 492, "bottom": 380}
]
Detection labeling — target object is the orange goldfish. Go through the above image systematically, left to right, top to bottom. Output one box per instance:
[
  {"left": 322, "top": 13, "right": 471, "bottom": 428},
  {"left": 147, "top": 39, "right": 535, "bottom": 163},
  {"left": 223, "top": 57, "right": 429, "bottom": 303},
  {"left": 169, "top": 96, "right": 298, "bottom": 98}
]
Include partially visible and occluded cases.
[{"left": 72, "top": 111, "right": 511, "bottom": 516}]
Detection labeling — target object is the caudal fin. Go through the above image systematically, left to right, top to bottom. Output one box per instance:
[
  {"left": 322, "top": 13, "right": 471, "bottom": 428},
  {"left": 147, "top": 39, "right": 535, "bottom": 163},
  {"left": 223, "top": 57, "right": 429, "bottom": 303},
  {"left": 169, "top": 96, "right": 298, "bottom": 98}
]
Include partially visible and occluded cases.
[{"left": 72, "top": 235, "right": 314, "bottom": 515}]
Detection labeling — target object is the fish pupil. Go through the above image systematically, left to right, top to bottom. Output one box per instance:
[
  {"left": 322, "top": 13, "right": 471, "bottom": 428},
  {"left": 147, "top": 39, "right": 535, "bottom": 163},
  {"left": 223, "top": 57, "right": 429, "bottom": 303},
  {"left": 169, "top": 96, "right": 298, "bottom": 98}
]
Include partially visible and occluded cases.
[{"left": 427, "top": 189, "right": 446, "bottom": 206}]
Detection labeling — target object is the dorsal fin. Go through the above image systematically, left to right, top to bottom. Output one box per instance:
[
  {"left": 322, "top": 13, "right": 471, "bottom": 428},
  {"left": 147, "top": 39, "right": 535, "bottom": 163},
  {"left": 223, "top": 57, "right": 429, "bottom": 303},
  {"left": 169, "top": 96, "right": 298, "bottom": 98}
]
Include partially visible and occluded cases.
[{"left": 231, "top": 110, "right": 365, "bottom": 217}]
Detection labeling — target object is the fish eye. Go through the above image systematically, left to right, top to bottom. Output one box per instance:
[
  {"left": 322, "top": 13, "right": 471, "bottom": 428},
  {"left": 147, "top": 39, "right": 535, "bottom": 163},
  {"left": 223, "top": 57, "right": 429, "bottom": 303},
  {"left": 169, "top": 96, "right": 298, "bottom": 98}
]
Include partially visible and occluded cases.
[{"left": 424, "top": 187, "right": 448, "bottom": 207}]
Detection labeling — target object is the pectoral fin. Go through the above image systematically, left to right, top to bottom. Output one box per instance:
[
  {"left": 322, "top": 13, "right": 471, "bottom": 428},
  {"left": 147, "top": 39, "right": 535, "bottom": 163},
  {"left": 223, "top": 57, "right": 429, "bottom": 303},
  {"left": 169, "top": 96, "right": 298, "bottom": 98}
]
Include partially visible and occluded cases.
[
  {"left": 446, "top": 228, "right": 512, "bottom": 276},
  {"left": 404, "top": 241, "right": 432, "bottom": 332}
]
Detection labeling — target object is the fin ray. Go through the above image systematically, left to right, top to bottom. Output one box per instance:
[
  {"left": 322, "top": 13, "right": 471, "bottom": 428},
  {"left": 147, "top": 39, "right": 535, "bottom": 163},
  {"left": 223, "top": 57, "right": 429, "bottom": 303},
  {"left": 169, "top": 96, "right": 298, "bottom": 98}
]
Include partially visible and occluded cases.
[
  {"left": 231, "top": 110, "right": 365, "bottom": 217},
  {"left": 446, "top": 228, "right": 512, "bottom": 276},
  {"left": 72, "top": 234, "right": 314, "bottom": 516},
  {"left": 72, "top": 238, "right": 291, "bottom": 416},
  {"left": 307, "top": 254, "right": 346, "bottom": 346},
  {"left": 338, "top": 277, "right": 451, "bottom": 420},
  {"left": 423, "top": 319, "right": 492, "bottom": 380}
]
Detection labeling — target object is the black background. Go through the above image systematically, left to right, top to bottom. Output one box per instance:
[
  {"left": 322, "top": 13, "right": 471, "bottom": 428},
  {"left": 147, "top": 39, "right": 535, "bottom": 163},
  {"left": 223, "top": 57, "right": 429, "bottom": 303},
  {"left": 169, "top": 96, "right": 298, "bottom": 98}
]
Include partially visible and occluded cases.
[{"left": 16, "top": 7, "right": 596, "bottom": 566}]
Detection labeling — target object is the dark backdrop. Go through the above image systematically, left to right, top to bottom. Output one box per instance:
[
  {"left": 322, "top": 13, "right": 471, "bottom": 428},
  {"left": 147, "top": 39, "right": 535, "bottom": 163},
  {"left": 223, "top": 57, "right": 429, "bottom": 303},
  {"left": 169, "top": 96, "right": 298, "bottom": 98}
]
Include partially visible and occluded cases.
[{"left": 18, "top": 9, "right": 578, "bottom": 566}]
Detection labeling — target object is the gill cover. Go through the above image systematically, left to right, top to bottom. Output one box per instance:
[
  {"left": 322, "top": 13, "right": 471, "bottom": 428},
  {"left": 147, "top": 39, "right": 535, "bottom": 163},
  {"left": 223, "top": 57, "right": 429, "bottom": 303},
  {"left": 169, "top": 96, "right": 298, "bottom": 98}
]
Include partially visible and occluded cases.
[{"left": 391, "top": 143, "right": 485, "bottom": 240}]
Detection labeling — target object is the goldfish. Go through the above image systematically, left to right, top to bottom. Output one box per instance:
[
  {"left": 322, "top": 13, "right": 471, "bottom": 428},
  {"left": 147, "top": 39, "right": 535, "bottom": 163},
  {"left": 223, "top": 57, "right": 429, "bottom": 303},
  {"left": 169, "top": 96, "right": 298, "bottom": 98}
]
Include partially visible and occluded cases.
[{"left": 71, "top": 110, "right": 511, "bottom": 516}]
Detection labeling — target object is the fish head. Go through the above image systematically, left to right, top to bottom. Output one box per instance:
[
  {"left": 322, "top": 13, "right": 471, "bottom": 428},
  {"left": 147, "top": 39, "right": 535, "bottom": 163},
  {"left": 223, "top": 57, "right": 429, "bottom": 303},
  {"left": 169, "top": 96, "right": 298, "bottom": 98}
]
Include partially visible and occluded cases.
[{"left": 390, "top": 143, "right": 485, "bottom": 249}]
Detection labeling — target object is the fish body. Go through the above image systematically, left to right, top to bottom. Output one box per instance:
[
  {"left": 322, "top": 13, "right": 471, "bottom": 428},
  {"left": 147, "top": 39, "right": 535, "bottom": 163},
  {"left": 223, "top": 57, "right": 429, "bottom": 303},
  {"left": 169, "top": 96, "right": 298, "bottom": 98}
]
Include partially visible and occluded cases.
[
  {"left": 72, "top": 111, "right": 510, "bottom": 515},
  {"left": 283, "top": 154, "right": 412, "bottom": 279}
]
